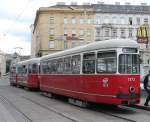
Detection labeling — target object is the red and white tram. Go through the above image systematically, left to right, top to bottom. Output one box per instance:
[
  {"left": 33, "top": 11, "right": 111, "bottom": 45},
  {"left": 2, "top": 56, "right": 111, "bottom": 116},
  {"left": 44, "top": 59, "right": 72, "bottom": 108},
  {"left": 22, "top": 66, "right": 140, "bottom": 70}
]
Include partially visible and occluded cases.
[
  {"left": 39, "top": 39, "right": 140, "bottom": 105},
  {"left": 16, "top": 58, "right": 40, "bottom": 90},
  {"left": 10, "top": 64, "right": 18, "bottom": 86}
]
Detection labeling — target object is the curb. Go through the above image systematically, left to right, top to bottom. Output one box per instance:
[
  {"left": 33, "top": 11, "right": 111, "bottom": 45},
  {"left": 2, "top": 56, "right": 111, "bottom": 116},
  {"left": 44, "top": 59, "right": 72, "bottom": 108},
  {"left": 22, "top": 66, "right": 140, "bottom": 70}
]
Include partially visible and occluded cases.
[{"left": 129, "top": 104, "right": 150, "bottom": 111}]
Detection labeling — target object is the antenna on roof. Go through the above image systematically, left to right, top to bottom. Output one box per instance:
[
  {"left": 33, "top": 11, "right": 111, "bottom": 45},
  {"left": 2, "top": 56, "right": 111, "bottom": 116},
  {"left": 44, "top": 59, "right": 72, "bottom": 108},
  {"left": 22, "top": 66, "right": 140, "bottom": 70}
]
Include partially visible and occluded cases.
[
  {"left": 56, "top": 2, "right": 66, "bottom": 6},
  {"left": 71, "top": 2, "right": 77, "bottom": 6},
  {"left": 83, "top": 2, "right": 91, "bottom": 6},
  {"left": 141, "top": 3, "right": 147, "bottom": 6}
]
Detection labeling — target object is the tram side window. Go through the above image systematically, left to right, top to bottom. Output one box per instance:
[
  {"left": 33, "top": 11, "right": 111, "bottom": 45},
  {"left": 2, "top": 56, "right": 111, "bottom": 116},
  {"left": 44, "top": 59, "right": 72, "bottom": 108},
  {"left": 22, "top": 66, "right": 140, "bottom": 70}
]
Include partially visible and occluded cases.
[
  {"left": 97, "top": 51, "right": 117, "bottom": 73},
  {"left": 83, "top": 52, "right": 95, "bottom": 74},
  {"left": 119, "top": 54, "right": 139, "bottom": 74},
  {"left": 72, "top": 55, "right": 81, "bottom": 74},
  {"left": 64, "top": 57, "right": 72, "bottom": 74},
  {"left": 57, "top": 58, "right": 64, "bottom": 74},
  {"left": 51, "top": 60, "right": 57, "bottom": 74},
  {"left": 41, "top": 62, "right": 49, "bottom": 74},
  {"left": 32, "top": 63, "right": 38, "bottom": 74},
  {"left": 28, "top": 64, "right": 32, "bottom": 74},
  {"left": 22, "top": 65, "right": 27, "bottom": 74},
  {"left": 10, "top": 66, "right": 16, "bottom": 73},
  {"left": 18, "top": 66, "right": 23, "bottom": 75}
]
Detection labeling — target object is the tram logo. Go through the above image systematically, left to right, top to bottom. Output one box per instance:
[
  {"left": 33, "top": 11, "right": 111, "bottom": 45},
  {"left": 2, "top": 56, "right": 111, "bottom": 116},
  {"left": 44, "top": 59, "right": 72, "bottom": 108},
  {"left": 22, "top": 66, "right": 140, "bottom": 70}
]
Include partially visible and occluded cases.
[{"left": 102, "top": 78, "right": 109, "bottom": 87}]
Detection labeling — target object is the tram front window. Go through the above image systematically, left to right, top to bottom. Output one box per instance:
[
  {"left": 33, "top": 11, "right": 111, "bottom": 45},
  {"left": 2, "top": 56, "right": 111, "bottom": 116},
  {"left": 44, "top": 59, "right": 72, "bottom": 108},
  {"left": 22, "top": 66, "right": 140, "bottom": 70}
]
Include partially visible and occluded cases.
[{"left": 119, "top": 54, "right": 140, "bottom": 74}]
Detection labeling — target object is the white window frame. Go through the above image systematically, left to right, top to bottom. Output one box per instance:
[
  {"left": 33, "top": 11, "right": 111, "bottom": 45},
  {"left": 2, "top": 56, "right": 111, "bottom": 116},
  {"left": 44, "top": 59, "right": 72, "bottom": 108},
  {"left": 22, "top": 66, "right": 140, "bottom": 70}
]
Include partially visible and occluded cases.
[
  {"left": 64, "top": 17, "right": 68, "bottom": 24},
  {"left": 72, "top": 17, "right": 76, "bottom": 24},
  {"left": 80, "top": 18, "right": 84, "bottom": 24},
  {"left": 49, "top": 41, "right": 55, "bottom": 48}
]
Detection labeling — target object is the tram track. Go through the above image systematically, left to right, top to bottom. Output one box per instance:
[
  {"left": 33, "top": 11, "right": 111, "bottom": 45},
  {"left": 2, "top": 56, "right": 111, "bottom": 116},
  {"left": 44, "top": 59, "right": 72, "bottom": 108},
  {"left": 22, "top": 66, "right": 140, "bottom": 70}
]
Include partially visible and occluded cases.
[
  {"left": 3, "top": 86, "right": 150, "bottom": 122},
  {"left": 0, "top": 94, "right": 32, "bottom": 122},
  {"left": 23, "top": 95, "right": 136, "bottom": 122},
  {"left": 22, "top": 96, "right": 80, "bottom": 122}
]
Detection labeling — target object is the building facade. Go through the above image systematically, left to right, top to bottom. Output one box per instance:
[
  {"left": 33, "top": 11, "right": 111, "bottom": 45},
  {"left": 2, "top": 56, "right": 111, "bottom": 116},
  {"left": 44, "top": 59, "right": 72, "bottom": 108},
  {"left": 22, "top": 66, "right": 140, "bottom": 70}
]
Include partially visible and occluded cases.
[
  {"left": 31, "top": 2, "right": 150, "bottom": 64},
  {"left": 93, "top": 3, "right": 150, "bottom": 64},
  {"left": 31, "top": 4, "right": 94, "bottom": 57}
]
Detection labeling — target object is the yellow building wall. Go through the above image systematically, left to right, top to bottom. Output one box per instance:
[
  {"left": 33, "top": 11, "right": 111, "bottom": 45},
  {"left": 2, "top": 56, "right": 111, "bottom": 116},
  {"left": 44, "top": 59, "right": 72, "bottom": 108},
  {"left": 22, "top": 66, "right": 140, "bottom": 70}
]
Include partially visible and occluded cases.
[{"left": 32, "top": 8, "right": 95, "bottom": 56}]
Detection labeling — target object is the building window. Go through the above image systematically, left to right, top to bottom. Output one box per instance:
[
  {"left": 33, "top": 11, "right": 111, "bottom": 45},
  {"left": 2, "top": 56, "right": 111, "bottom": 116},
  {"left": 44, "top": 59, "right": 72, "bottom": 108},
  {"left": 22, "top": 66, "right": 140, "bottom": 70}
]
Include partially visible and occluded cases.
[
  {"left": 95, "top": 16, "right": 101, "bottom": 24},
  {"left": 104, "top": 16, "right": 109, "bottom": 24},
  {"left": 50, "top": 17, "right": 54, "bottom": 24},
  {"left": 64, "top": 17, "right": 68, "bottom": 24},
  {"left": 72, "top": 17, "right": 76, "bottom": 24},
  {"left": 112, "top": 17, "right": 117, "bottom": 24},
  {"left": 120, "top": 17, "right": 125, "bottom": 25},
  {"left": 129, "top": 17, "right": 132, "bottom": 25},
  {"left": 136, "top": 17, "right": 140, "bottom": 25},
  {"left": 80, "top": 18, "right": 84, "bottom": 24},
  {"left": 87, "top": 18, "right": 91, "bottom": 24},
  {"left": 144, "top": 18, "right": 148, "bottom": 25},
  {"left": 49, "top": 28, "right": 54, "bottom": 35},
  {"left": 64, "top": 28, "right": 67, "bottom": 36},
  {"left": 96, "top": 28, "right": 100, "bottom": 37},
  {"left": 104, "top": 28, "right": 109, "bottom": 37},
  {"left": 120, "top": 28, "right": 125, "bottom": 38},
  {"left": 129, "top": 28, "right": 133, "bottom": 38},
  {"left": 72, "top": 29, "right": 76, "bottom": 36},
  {"left": 80, "top": 29, "right": 84, "bottom": 36},
  {"left": 87, "top": 29, "right": 91, "bottom": 36},
  {"left": 112, "top": 29, "right": 117, "bottom": 38},
  {"left": 49, "top": 41, "right": 55, "bottom": 48},
  {"left": 64, "top": 41, "right": 68, "bottom": 49},
  {"left": 72, "top": 41, "right": 77, "bottom": 48},
  {"left": 80, "top": 41, "right": 85, "bottom": 45}
]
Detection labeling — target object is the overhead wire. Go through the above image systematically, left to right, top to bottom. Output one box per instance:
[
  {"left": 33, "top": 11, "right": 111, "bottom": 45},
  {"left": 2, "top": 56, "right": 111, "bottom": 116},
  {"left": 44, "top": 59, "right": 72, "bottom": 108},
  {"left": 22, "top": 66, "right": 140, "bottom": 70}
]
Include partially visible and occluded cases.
[{"left": 4, "top": 0, "right": 34, "bottom": 36}]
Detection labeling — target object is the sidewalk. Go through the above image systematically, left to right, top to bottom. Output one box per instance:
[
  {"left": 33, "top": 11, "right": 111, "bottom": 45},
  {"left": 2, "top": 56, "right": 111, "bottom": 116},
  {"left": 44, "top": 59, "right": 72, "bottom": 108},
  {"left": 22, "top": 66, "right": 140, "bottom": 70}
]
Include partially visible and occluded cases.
[{"left": 131, "top": 90, "right": 150, "bottom": 110}]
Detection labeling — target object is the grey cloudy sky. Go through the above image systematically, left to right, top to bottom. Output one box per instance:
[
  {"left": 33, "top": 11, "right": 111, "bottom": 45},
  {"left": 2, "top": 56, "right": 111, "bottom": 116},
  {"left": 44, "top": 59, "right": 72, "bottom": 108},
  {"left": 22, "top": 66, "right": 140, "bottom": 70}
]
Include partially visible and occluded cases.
[{"left": 0, "top": 0, "right": 149, "bottom": 55}]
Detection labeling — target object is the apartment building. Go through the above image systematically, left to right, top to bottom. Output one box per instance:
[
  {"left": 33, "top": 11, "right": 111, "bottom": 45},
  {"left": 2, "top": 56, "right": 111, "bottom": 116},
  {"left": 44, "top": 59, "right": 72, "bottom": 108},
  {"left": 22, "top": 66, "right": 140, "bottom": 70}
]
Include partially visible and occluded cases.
[
  {"left": 31, "top": 2, "right": 94, "bottom": 57},
  {"left": 31, "top": 2, "right": 150, "bottom": 64},
  {"left": 93, "top": 2, "right": 150, "bottom": 64}
]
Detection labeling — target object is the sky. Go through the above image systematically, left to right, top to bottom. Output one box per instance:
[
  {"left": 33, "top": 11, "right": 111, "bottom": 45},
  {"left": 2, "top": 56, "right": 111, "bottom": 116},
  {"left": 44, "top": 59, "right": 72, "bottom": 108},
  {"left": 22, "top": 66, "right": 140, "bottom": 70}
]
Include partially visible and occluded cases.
[{"left": 0, "top": 0, "right": 149, "bottom": 55}]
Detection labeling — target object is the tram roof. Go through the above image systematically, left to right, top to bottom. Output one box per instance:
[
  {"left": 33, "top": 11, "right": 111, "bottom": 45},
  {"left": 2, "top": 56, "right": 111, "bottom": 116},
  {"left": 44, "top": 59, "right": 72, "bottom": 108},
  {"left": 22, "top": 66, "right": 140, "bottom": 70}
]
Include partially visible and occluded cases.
[
  {"left": 41, "top": 39, "right": 139, "bottom": 61},
  {"left": 17, "top": 58, "right": 40, "bottom": 65}
]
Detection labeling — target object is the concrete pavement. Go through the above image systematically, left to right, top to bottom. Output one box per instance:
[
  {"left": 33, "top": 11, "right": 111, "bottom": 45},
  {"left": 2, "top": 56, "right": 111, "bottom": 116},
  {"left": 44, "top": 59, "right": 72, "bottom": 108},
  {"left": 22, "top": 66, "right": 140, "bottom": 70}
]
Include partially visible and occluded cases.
[
  {"left": 131, "top": 90, "right": 150, "bottom": 110},
  {"left": 0, "top": 102, "right": 17, "bottom": 122}
]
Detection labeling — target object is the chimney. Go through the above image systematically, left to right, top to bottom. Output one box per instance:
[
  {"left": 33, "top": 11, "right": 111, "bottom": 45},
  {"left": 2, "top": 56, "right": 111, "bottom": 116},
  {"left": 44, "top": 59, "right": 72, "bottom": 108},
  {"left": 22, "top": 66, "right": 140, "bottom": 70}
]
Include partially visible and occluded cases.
[
  {"left": 97, "top": 1, "right": 104, "bottom": 4},
  {"left": 56, "top": 2, "right": 65, "bottom": 6},
  {"left": 71, "top": 2, "right": 77, "bottom": 6},
  {"left": 83, "top": 2, "right": 91, "bottom": 6},
  {"left": 115, "top": 2, "right": 120, "bottom": 5},
  {"left": 125, "top": 2, "right": 131, "bottom": 5},
  {"left": 141, "top": 3, "right": 147, "bottom": 6}
]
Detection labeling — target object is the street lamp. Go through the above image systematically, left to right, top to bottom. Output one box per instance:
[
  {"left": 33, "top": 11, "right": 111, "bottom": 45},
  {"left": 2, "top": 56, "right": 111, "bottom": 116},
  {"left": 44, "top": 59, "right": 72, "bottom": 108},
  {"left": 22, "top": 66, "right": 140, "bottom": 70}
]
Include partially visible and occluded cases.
[{"left": 12, "top": 47, "right": 23, "bottom": 63}]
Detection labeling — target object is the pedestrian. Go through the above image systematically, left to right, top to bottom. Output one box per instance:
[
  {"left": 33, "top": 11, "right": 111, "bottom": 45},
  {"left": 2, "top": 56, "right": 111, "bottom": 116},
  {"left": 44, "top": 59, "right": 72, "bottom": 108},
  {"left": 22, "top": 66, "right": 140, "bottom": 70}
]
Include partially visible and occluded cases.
[{"left": 143, "top": 71, "right": 150, "bottom": 106}]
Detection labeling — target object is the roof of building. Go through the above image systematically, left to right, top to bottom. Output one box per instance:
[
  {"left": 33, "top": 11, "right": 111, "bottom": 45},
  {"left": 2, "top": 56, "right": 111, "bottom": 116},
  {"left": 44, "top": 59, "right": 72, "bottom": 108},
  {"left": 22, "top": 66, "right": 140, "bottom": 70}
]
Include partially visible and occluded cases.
[
  {"left": 33, "top": 3, "right": 150, "bottom": 33},
  {"left": 50, "top": 4, "right": 150, "bottom": 14},
  {"left": 92, "top": 4, "right": 150, "bottom": 14}
]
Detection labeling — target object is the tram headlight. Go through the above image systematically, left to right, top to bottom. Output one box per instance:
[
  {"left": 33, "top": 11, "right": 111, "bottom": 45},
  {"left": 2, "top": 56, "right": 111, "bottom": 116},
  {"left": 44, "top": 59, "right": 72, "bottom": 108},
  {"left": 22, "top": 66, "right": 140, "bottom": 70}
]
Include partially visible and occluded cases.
[{"left": 129, "top": 86, "right": 135, "bottom": 93}]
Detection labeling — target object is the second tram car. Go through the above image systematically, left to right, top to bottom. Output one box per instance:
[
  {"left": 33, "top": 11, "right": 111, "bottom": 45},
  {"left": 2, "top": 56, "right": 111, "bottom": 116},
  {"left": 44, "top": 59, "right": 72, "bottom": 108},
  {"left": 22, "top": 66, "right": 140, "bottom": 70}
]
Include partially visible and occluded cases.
[
  {"left": 39, "top": 39, "right": 140, "bottom": 105},
  {"left": 16, "top": 58, "right": 40, "bottom": 90}
]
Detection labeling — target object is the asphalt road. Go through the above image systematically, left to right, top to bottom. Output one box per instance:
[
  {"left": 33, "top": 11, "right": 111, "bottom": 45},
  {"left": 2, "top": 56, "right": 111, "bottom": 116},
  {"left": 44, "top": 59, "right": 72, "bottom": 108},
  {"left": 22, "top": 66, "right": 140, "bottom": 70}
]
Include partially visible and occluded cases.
[{"left": 0, "top": 76, "right": 150, "bottom": 122}]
